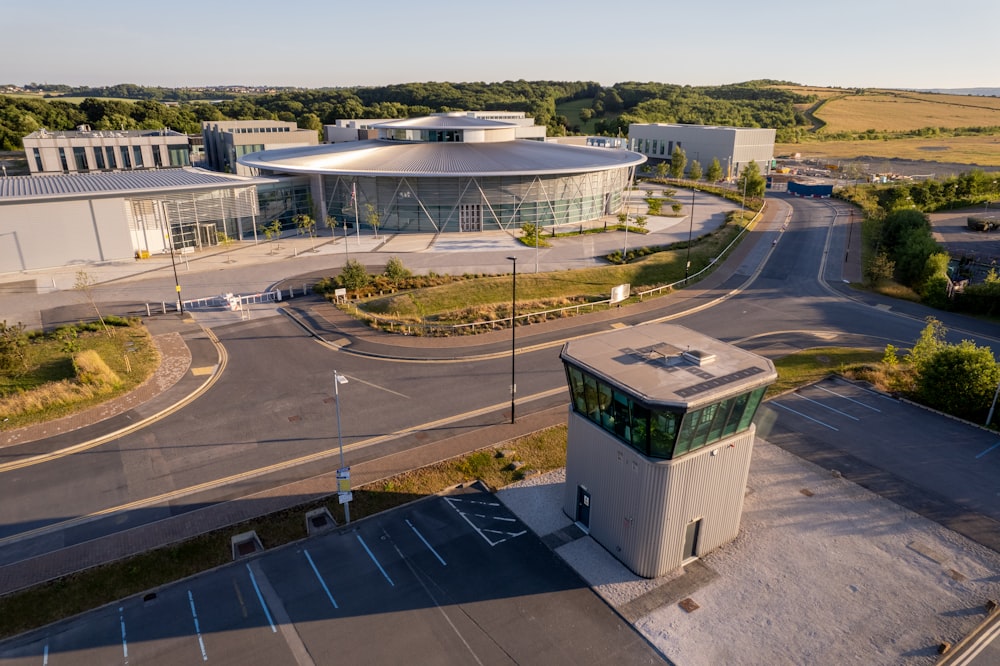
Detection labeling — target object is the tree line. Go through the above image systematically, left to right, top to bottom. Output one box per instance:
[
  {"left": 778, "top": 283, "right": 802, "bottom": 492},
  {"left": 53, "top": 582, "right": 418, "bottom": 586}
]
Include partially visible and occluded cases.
[{"left": 1, "top": 79, "right": 816, "bottom": 151}]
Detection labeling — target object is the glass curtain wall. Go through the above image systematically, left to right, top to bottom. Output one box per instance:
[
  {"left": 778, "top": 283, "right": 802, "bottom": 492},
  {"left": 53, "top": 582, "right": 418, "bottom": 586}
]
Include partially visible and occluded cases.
[{"left": 564, "top": 363, "right": 766, "bottom": 461}]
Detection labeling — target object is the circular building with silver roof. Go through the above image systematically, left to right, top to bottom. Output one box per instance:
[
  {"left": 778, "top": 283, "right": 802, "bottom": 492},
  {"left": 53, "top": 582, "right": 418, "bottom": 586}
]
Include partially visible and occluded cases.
[{"left": 238, "top": 114, "right": 646, "bottom": 234}]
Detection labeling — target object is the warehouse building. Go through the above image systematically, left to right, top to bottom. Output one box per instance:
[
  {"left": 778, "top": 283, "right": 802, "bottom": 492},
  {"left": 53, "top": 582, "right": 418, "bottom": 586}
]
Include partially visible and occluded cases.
[
  {"left": 628, "top": 123, "right": 775, "bottom": 181},
  {"left": 560, "top": 323, "right": 776, "bottom": 578}
]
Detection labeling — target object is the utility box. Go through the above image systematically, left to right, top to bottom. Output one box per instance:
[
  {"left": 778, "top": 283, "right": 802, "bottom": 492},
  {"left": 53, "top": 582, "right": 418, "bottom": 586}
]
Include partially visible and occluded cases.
[{"left": 560, "top": 323, "right": 776, "bottom": 578}]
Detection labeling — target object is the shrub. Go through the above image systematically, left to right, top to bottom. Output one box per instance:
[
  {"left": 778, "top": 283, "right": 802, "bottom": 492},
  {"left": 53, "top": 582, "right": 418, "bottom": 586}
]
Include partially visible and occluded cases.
[
  {"left": 383, "top": 257, "right": 411, "bottom": 283},
  {"left": 340, "top": 259, "right": 371, "bottom": 291},
  {"left": 73, "top": 350, "right": 122, "bottom": 391}
]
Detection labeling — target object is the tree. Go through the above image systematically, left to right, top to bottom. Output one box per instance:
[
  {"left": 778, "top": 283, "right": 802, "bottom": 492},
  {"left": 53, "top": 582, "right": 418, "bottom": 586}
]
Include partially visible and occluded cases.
[
  {"left": 668, "top": 147, "right": 687, "bottom": 179},
  {"left": 706, "top": 158, "right": 723, "bottom": 183},
  {"left": 688, "top": 160, "right": 702, "bottom": 182},
  {"left": 656, "top": 161, "right": 669, "bottom": 180},
  {"left": 738, "top": 161, "right": 766, "bottom": 198},
  {"left": 363, "top": 203, "right": 381, "bottom": 239},
  {"left": 293, "top": 213, "right": 317, "bottom": 251},
  {"left": 260, "top": 219, "right": 283, "bottom": 254},
  {"left": 863, "top": 252, "right": 895, "bottom": 287},
  {"left": 383, "top": 256, "right": 411, "bottom": 285},
  {"left": 340, "top": 259, "right": 370, "bottom": 291},
  {"left": 74, "top": 270, "right": 111, "bottom": 336},
  {"left": 906, "top": 317, "right": 947, "bottom": 374},
  {"left": 0, "top": 320, "right": 28, "bottom": 374},
  {"left": 917, "top": 340, "right": 1000, "bottom": 421}
]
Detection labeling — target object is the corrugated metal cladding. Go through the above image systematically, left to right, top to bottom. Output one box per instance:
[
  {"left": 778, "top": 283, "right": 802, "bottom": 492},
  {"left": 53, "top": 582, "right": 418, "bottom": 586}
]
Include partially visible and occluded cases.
[{"left": 564, "top": 410, "right": 755, "bottom": 578}]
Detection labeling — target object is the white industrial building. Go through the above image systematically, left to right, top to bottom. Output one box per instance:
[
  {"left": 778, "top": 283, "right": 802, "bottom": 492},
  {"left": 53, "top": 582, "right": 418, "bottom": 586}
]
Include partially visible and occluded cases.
[
  {"left": 324, "top": 111, "right": 546, "bottom": 144},
  {"left": 628, "top": 123, "right": 776, "bottom": 181},
  {"left": 0, "top": 169, "right": 269, "bottom": 273},
  {"left": 560, "top": 323, "right": 776, "bottom": 578}
]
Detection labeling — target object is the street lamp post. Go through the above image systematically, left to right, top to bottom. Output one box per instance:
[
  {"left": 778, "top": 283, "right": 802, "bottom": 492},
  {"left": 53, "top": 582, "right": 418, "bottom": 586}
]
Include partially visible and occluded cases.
[
  {"left": 685, "top": 188, "right": 696, "bottom": 284},
  {"left": 167, "top": 230, "right": 183, "bottom": 314},
  {"left": 506, "top": 256, "right": 517, "bottom": 424},
  {"left": 334, "top": 370, "right": 351, "bottom": 524}
]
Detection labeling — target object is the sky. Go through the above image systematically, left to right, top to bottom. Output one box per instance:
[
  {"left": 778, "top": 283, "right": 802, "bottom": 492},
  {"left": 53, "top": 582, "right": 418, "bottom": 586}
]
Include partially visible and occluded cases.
[{"left": 5, "top": 0, "right": 997, "bottom": 91}]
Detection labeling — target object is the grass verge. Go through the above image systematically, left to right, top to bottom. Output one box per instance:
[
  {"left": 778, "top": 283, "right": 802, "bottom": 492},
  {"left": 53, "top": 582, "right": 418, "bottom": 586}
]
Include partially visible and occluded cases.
[{"left": 768, "top": 347, "right": 883, "bottom": 397}]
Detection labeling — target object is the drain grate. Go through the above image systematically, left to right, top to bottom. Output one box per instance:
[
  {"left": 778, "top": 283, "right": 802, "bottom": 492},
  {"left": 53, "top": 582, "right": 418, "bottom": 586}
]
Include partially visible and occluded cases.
[{"left": 679, "top": 598, "right": 700, "bottom": 613}]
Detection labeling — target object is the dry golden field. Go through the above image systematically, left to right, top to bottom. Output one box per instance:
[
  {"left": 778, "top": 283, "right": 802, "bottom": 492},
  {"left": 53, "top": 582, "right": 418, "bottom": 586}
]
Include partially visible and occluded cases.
[
  {"left": 813, "top": 91, "right": 1000, "bottom": 132},
  {"left": 775, "top": 135, "right": 1000, "bottom": 167}
]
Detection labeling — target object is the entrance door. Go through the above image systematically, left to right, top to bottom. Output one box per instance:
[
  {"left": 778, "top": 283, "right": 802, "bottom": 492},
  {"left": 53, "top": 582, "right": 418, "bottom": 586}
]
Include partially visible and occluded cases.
[
  {"left": 459, "top": 204, "right": 482, "bottom": 232},
  {"left": 575, "top": 486, "right": 591, "bottom": 530},
  {"left": 683, "top": 518, "right": 702, "bottom": 561}
]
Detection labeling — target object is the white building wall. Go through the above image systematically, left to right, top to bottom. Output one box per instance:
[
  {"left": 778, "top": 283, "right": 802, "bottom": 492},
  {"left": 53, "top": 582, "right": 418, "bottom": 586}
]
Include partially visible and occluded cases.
[
  {"left": 628, "top": 123, "right": 775, "bottom": 180},
  {"left": 0, "top": 198, "right": 131, "bottom": 272}
]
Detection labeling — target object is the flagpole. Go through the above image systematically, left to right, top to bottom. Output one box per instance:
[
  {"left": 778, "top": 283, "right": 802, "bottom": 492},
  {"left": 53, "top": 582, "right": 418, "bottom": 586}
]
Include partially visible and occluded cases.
[{"left": 353, "top": 182, "right": 360, "bottom": 245}]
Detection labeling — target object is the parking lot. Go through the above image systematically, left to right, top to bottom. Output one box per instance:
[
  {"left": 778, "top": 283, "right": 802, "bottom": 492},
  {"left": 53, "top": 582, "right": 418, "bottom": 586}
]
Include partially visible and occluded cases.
[
  {"left": 758, "top": 376, "right": 1000, "bottom": 542},
  {"left": 0, "top": 485, "right": 663, "bottom": 665}
]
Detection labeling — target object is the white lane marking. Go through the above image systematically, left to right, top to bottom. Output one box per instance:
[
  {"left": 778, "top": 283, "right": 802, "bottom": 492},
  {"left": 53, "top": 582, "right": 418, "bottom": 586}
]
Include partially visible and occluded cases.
[
  {"left": 341, "top": 374, "right": 410, "bottom": 399},
  {"left": 813, "top": 384, "right": 882, "bottom": 412},
  {"left": 793, "top": 393, "right": 860, "bottom": 421},
  {"left": 771, "top": 401, "right": 839, "bottom": 431},
  {"left": 975, "top": 441, "right": 1000, "bottom": 460},
  {"left": 444, "top": 497, "right": 527, "bottom": 546},
  {"left": 406, "top": 519, "right": 447, "bottom": 566},
  {"left": 357, "top": 535, "right": 395, "bottom": 586},
  {"left": 391, "top": 544, "right": 485, "bottom": 665},
  {"left": 303, "top": 549, "right": 339, "bottom": 608},
  {"left": 245, "top": 563, "right": 277, "bottom": 633},
  {"left": 187, "top": 590, "right": 208, "bottom": 661},
  {"left": 119, "top": 607, "right": 129, "bottom": 663},
  {"left": 953, "top": 616, "right": 1000, "bottom": 665},
  {"left": 42, "top": 643, "right": 48, "bottom": 665}
]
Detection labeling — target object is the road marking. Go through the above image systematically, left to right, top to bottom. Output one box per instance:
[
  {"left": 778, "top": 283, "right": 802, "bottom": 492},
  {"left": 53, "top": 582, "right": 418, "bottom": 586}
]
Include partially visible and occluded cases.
[
  {"left": 0, "top": 329, "right": 228, "bottom": 474},
  {"left": 190, "top": 366, "right": 215, "bottom": 376},
  {"left": 342, "top": 374, "right": 409, "bottom": 399},
  {"left": 813, "top": 383, "right": 881, "bottom": 412},
  {"left": 0, "top": 387, "right": 568, "bottom": 548},
  {"left": 793, "top": 393, "right": 860, "bottom": 421},
  {"left": 771, "top": 401, "right": 839, "bottom": 431},
  {"left": 975, "top": 441, "right": 1000, "bottom": 459},
  {"left": 444, "top": 497, "right": 527, "bottom": 546},
  {"left": 407, "top": 519, "right": 447, "bottom": 566},
  {"left": 357, "top": 535, "right": 395, "bottom": 586},
  {"left": 303, "top": 549, "right": 339, "bottom": 608},
  {"left": 245, "top": 563, "right": 277, "bottom": 633},
  {"left": 232, "top": 578, "right": 248, "bottom": 618},
  {"left": 187, "top": 590, "right": 208, "bottom": 661},
  {"left": 119, "top": 606, "right": 129, "bottom": 663},
  {"left": 952, "top": 614, "right": 1000, "bottom": 665},
  {"left": 42, "top": 643, "right": 48, "bottom": 665}
]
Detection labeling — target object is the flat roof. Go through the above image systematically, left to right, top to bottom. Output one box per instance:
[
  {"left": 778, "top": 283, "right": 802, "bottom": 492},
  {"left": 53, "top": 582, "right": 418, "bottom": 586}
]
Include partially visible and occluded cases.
[
  {"left": 374, "top": 116, "right": 515, "bottom": 130},
  {"left": 25, "top": 128, "right": 188, "bottom": 140},
  {"left": 239, "top": 139, "right": 646, "bottom": 178},
  {"left": 0, "top": 168, "right": 274, "bottom": 203},
  {"left": 560, "top": 323, "right": 776, "bottom": 409}
]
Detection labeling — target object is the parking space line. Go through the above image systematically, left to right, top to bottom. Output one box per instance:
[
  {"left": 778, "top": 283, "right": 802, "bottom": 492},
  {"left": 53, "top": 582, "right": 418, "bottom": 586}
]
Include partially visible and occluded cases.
[
  {"left": 813, "top": 384, "right": 882, "bottom": 412},
  {"left": 794, "top": 393, "right": 860, "bottom": 421},
  {"left": 771, "top": 401, "right": 839, "bottom": 431},
  {"left": 975, "top": 441, "right": 1000, "bottom": 459},
  {"left": 444, "top": 497, "right": 528, "bottom": 546},
  {"left": 406, "top": 519, "right": 447, "bottom": 566},
  {"left": 357, "top": 535, "right": 395, "bottom": 587},
  {"left": 303, "top": 549, "right": 339, "bottom": 608},
  {"left": 245, "top": 563, "right": 277, "bottom": 633},
  {"left": 187, "top": 590, "right": 208, "bottom": 661},
  {"left": 118, "top": 606, "right": 128, "bottom": 662},
  {"left": 42, "top": 643, "right": 47, "bottom": 665}
]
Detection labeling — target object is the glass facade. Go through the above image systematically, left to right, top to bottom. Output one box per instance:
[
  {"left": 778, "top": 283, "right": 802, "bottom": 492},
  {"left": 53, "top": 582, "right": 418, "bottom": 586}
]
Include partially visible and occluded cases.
[
  {"left": 168, "top": 145, "right": 191, "bottom": 167},
  {"left": 320, "top": 169, "right": 628, "bottom": 234},
  {"left": 256, "top": 178, "right": 312, "bottom": 234},
  {"left": 564, "top": 363, "right": 765, "bottom": 461}
]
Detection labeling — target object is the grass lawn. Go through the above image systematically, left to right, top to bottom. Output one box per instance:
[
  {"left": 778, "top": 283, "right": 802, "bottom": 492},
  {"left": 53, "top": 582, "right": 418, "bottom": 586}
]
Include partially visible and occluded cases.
[
  {"left": 361, "top": 218, "right": 750, "bottom": 325},
  {"left": 0, "top": 321, "right": 159, "bottom": 431}
]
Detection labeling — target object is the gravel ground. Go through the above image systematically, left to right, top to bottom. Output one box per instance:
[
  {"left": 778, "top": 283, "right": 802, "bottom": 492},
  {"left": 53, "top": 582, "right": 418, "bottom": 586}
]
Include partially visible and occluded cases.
[{"left": 498, "top": 441, "right": 1000, "bottom": 665}]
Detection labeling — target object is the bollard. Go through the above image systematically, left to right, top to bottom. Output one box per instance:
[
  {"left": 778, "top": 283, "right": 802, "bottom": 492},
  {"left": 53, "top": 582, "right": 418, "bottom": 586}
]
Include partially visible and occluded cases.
[
  {"left": 162, "top": 301, "right": 167, "bottom": 314},
  {"left": 146, "top": 303, "right": 151, "bottom": 317}
]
